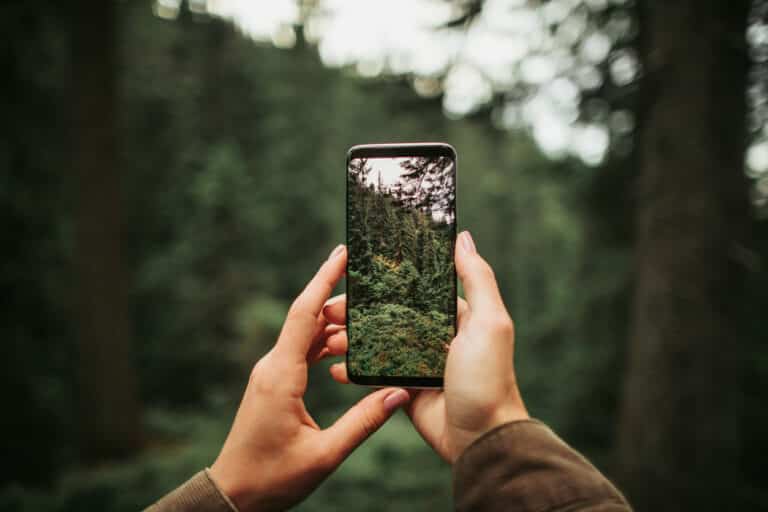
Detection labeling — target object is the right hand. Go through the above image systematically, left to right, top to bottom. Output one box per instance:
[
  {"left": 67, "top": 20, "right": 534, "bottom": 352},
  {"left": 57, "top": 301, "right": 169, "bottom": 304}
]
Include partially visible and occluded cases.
[{"left": 324, "top": 230, "right": 529, "bottom": 463}]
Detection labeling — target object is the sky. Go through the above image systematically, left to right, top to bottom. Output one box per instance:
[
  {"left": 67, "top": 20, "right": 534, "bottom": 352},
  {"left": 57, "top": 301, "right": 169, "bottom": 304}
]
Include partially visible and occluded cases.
[
  {"left": 351, "top": 157, "right": 456, "bottom": 223},
  {"left": 355, "top": 157, "right": 456, "bottom": 191},
  {"left": 360, "top": 158, "right": 411, "bottom": 190}
]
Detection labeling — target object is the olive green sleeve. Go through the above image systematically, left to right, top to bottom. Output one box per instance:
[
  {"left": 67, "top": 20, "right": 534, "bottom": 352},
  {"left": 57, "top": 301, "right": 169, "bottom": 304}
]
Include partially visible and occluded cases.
[
  {"left": 453, "top": 419, "right": 631, "bottom": 512},
  {"left": 144, "top": 469, "right": 238, "bottom": 512}
]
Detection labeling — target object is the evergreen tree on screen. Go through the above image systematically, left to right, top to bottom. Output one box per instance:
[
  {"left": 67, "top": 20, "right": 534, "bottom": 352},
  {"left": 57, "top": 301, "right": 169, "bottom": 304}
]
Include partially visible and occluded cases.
[
  {"left": 390, "top": 156, "right": 455, "bottom": 224},
  {"left": 347, "top": 157, "right": 455, "bottom": 377}
]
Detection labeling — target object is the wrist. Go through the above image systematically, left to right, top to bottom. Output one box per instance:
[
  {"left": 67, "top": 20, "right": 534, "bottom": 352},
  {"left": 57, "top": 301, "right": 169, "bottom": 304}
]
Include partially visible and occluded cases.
[
  {"left": 494, "top": 399, "right": 529, "bottom": 427},
  {"left": 447, "top": 400, "right": 529, "bottom": 463},
  {"left": 452, "top": 418, "right": 544, "bottom": 469},
  {"left": 209, "top": 460, "right": 258, "bottom": 512},
  {"left": 204, "top": 467, "right": 241, "bottom": 511}
]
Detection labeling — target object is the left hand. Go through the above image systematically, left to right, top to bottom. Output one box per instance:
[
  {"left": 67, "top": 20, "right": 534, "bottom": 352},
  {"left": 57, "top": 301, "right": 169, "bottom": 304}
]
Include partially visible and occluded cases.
[{"left": 209, "top": 245, "right": 410, "bottom": 512}]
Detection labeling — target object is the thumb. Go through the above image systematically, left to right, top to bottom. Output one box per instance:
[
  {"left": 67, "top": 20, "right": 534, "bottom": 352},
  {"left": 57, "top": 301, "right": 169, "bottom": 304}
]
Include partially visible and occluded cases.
[
  {"left": 455, "top": 231, "right": 505, "bottom": 313},
  {"left": 323, "top": 388, "right": 410, "bottom": 462}
]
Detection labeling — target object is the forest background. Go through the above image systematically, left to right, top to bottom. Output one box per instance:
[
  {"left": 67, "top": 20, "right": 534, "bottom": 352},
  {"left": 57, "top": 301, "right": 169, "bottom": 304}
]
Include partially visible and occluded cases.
[{"left": 2, "top": 1, "right": 768, "bottom": 511}]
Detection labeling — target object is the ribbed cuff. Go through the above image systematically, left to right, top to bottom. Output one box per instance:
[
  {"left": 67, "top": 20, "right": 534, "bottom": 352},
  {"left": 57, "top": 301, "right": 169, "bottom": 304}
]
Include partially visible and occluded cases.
[{"left": 144, "top": 469, "right": 239, "bottom": 512}]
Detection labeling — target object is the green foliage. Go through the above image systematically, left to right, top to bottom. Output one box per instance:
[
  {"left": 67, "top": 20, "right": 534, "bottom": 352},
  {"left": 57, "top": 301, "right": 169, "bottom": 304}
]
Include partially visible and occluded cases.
[
  {"left": 11, "top": 2, "right": 767, "bottom": 511},
  {"left": 0, "top": 4, "right": 618, "bottom": 503},
  {"left": 1, "top": 4, "right": 609, "bottom": 502},
  {"left": 347, "top": 164, "right": 455, "bottom": 378},
  {"left": 348, "top": 304, "right": 452, "bottom": 377},
  {"left": 0, "top": 409, "right": 229, "bottom": 512},
  {"left": 0, "top": 409, "right": 450, "bottom": 512},
  {"left": 295, "top": 413, "right": 451, "bottom": 512}
]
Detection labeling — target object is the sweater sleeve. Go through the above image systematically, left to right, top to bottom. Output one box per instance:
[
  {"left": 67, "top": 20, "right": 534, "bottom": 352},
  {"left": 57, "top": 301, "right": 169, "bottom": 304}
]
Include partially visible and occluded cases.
[
  {"left": 453, "top": 419, "right": 631, "bottom": 512},
  {"left": 144, "top": 469, "right": 239, "bottom": 512}
]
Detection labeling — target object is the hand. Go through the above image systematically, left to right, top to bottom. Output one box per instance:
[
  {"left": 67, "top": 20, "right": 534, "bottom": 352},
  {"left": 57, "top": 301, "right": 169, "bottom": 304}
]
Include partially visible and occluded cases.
[
  {"left": 327, "top": 231, "right": 528, "bottom": 463},
  {"left": 209, "top": 245, "right": 410, "bottom": 512}
]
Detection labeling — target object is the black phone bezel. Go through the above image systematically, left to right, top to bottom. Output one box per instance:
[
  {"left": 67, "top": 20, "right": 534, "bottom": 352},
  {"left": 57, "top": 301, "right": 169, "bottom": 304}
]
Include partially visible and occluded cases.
[{"left": 345, "top": 142, "right": 457, "bottom": 388}]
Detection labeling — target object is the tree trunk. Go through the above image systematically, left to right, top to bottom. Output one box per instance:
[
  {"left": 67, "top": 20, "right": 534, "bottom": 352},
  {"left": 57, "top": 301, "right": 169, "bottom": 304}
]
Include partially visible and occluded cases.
[
  {"left": 72, "top": 0, "right": 142, "bottom": 461},
  {"left": 617, "top": 1, "right": 751, "bottom": 510}
]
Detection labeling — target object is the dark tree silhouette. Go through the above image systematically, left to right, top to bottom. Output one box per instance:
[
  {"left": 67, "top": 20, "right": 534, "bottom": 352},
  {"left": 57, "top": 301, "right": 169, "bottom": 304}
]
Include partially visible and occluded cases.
[
  {"left": 72, "top": 0, "right": 142, "bottom": 461},
  {"left": 616, "top": 1, "right": 751, "bottom": 510},
  {"left": 349, "top": 156, "right": 371, "bottom": 184},
  {"left": 390, "top": 157, "right": 455, "bottom": 224}
]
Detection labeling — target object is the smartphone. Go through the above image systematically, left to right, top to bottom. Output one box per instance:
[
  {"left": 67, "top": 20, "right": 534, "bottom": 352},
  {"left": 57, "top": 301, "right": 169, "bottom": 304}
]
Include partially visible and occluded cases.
[{"left": 345, "top": 143, "right": 457, "bottom": 387}]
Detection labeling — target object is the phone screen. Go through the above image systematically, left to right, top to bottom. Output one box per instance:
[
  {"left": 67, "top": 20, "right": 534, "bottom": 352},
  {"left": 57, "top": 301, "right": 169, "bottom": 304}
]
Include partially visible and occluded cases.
[{"left": 346, "top": 144, "right": 456, "bottom": 386}]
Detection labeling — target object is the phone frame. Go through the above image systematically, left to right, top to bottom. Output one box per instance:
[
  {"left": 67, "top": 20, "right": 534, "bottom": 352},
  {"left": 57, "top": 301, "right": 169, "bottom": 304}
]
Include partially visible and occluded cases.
[{"left": 345, "top": 142, "right": 458, "bottom": 388}]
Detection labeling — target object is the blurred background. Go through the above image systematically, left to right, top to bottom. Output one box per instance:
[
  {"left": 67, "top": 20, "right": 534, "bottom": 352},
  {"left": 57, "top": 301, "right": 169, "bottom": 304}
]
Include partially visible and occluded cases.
[{"left": 2, "top": 0, "right": 767, "bottom": 510}]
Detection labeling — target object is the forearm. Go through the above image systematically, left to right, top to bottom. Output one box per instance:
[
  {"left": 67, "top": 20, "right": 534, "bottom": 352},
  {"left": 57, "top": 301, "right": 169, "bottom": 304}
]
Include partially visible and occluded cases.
[
  {"left": 453, "top": 420, "right": 631, "bottom": 512},
  {"left": 145, "top": 469, "right": 238, "bottom": 512}
]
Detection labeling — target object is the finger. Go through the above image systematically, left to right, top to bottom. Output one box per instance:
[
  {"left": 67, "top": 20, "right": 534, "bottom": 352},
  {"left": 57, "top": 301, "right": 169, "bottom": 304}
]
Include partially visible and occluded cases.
[
  {"left": 455, "top": 231, "right": 506, "bottom": 314},
  {"left": 276, "top": 245, "right": 347, "bottom": 359},
  {"left": 322, "top": 294, "right": 346, "bottom": 324},
  {"left": 458, "top": 296, "right": 468, "bottom": 325},
  {"left": 306, "top": 314, "right": 335, "bottom": 364},
  {"left": 324, "top": 323, "right": 345, "bottom": 337},
  {"left": 307, "top": 324, "right": 347, "bottom": 365},
  {"left": 308, "top": 330, "right": 348, "bottom": 365},
  {"left": 325, "top": 330, "right": 348, "bottom": 355},
  {"left": 309, "top": 347, "right": 331, "bottom": 364},
  {"left": 329, "top": 362, "right": 350, "bottom": 383},
  {"left": 323, "top": 388, "right": 410, "bottom": 464},
  {"left": 403, "top": 389, "right": 449, "bottom": 460},
  {"left": 404, "top": 389, "right": 444, "bottom": 431}
]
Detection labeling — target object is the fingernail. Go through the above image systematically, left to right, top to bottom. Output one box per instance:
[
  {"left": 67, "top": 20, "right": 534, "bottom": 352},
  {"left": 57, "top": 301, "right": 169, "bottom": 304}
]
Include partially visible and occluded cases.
[
  {"left": 461, "top": 231, "right": 476, "bottom": 254},
  {"left": 328, "top": 244, "right": 345, "bottom": 260},
  {"left": 322, "top": 295, "right": 340, "bottom": 315},
  {"left": 324, "top": 295, "right": 341, "bottom": 306},
  {"left": 383, "top": 389, "right": 410, "bottom": 413}
]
